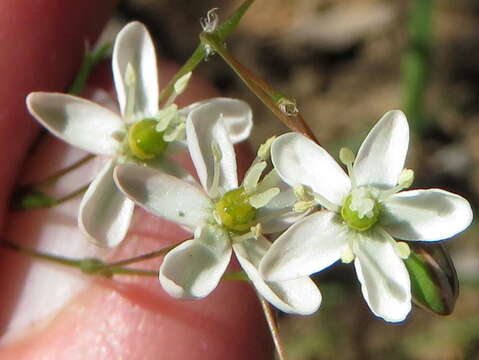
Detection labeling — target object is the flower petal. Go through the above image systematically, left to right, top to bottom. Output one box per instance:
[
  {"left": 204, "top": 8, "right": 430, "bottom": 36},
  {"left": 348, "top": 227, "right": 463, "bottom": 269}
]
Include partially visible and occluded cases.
[
  {"left": 112, "top": 21, "right": 159, "bottom": 118},
  {"left": 27, "top": 92, "right": 123, "bottom": 155},
  {"left": 180, "top": 98, "right": 253, "bottom": 143},
  {"left": 186, "top": 103, "right": 238, "bottom": 194},
  {"left": 353, "top": 110, "right": 409, "bottom": 189},
  {"left": 271, "top": 133, "right": 350, "bottom": 207},
  {"left": 79, "top": 159, "right": 134, "bottom": 248},
  {"left": 114, "top": 164, "right": 211, "bottom": 231},
  {"left": 257, "top": 188, "right": 305, "bottom": 233},
  {"left": 381, "top": 189, "right": 473, "bottom": 241},
  {"left": 260, "top": 211, "right": 349, "bottom": 281},
  {"left": 159, "top": 225, "right": 232, "bottom": 298},
  {"left": 353, "top": 229, "right": 411, "bottom": 322},
  {"left": 234, "top": 236, "right": 321, "bottom": 315}
]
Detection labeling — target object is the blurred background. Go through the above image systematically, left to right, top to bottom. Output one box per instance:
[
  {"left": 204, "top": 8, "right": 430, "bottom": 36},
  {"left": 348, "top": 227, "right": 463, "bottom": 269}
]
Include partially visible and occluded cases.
[{"left": 110, "top": 0, "right": 478, "bottom": 359}]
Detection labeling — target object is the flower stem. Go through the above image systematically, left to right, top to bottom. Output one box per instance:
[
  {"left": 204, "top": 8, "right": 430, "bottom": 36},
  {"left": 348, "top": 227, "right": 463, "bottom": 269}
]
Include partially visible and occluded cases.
[
  {"left": 158, "top": 0, "right": 256, "bottom": 105},
  {"left": 401, "top": 0, "right": 434, "bottom": 134},
  {"left": 200, "top": 32, "right": 319, "bottom": 144},
  {"left": 68, "top": 42, "right": 112, "bottom": 95},
  {"left": 26, "top": 154, "right": 95, "bottom": 188},
  {"left": 53, "top": 183, "right": 90, "bottom": 206},
  {"left": 1, "top": 239, "right": 249, "bottom": 281},
  {"left": 101, "top": 241, "right": 187, "bottom": 268},
  {"left": 258, "top": 295, "right": 288, "bottom": 360}
]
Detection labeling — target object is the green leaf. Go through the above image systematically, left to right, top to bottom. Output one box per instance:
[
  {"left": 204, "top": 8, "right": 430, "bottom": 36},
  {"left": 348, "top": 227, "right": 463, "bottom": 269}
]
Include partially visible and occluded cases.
[
  {"left": 11, "top": 187, "right": 57, "bottom": 210},
  {"left": 405, "top": 243, "right": 459, "bottom": 315}
]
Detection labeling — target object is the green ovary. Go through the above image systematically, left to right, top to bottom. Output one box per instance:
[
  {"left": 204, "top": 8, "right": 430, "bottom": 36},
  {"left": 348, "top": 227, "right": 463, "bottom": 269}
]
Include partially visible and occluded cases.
[
  {"left": 128, "top": 119, "right": 168, "bottom": 160},
  {"left": 215, "top": 187, "right": 258, "bottom": 233},
  {"left": 341, "top": 194, "right": 381, "bottom": 231}
]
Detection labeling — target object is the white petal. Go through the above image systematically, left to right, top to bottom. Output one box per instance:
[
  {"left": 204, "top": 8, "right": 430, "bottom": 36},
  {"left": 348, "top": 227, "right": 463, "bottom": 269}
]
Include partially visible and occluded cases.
[
  {"left": 112, "top": 22, "right": 159, "bottom": 118},
  {"left": 27, "top": 92, "right": 123, "bottom": 155},
  {"left": 180, "top": 98, "right": 253, "bottom": 144},
  {"left": 186, "top": 103, "right": 238, "bottom": 194},
  {"left": 353, "top": 110, "right": 409, "bottom": 189},
  {"left": 271, "top": 133, "right": 350, "bottom": 207},
  {"left": 145, "top": 155, "right": 194, "bottom": 183},
  {"left": 79, "top": 160, "right": 134, "bottom": 248},
  {"left": 114, "top": 164, "right": 211, "bottom": 231},
  {"left": 257, "top": 188, "right": 305, "bottom": 233},
  {"left": 381, "top": 189, "right": 473, "bottom": 241},
  {"left": 260, "top": 211, "right": 349, "bottom": 281},
  {"left": 159, "top": 225, "right": 232, "bottom": 298},
  {"left": 353, "top": 230, "right": 411, "bottom": 322},
  {"left": 234, "top": 236, "right": 321, "bottom": 315}
]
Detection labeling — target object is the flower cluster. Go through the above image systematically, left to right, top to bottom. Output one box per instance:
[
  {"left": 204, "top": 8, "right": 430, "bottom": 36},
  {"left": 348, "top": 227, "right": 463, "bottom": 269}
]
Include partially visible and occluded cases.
[{"left": 27, "top": 21, "right": 473, "bottom": 321}]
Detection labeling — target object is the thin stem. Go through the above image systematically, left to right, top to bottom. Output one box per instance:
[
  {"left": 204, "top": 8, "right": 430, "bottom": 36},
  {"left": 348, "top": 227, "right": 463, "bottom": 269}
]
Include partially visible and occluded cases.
[
  {"left": 158, "top": 0, "right": 255, "bottom": 104},
  {"left": 401, "top": 0, "right": 434, "bottom": 133},
  {"left": 200, "top": 32, "right": 319, "bottom": 144},
  {"left": 68, "top": 42, "right": 112, "bottom": 95},
  {"left": 26, "top": 154, "right": 95, "bottom": 188},
  {"left": 53, "top": 183, "right": 90, "bottom": 206},
  {"left": 2, "top": 239, "right": 87, "bottom": 268},
  {"left": 1, "top": 240, "right": 251, "bottom": 282},
  {"left": 102, "top": 240, "right": 187, "bottom": 268},
  {"left": 258, "top": 295, "right": 288, "bottom": 360}
]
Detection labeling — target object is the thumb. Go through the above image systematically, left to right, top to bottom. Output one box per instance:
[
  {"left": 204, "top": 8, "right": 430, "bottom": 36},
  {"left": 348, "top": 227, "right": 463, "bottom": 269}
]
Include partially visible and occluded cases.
[{"left": 0, "top": 3, "right": 273, "bottom": 359}]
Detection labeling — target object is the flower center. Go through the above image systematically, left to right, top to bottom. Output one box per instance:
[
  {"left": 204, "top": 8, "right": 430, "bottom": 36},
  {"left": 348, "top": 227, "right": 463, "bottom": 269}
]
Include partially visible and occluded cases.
[
  {"left": 128, "top": 118, "right": 168, "bottom": 160},
  {"left": 215, "top": 187, "right": 258, "bottom": 233},
  {"left": 341, "top": 187, "right": 381, "bottom": 231}
]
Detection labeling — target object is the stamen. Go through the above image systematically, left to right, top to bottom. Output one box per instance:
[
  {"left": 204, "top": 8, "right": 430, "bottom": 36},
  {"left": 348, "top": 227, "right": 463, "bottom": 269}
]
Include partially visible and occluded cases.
[
  {"left": 164, "top": 72, "right": 193, "bottom": 107},
  {"left": 174, "top": 72, "right": 192, "bottom": 96},
  {"left": 155, "top": 104, "right": 178, "bottom": 132},
  {"left": 164, "top": 122, "right": 185, "bottom": 142},
  {"left": 257, "top": 136, "right": 276, "bottom": 161},
  {"left": 339, "top": 147, "right": 356, "bottom": 187},
  {"left": 243, "top": 161, "right": 267, "bottom": 195},
  {"left": 379, "top": 168, "right": 415, "bottom": 201},
  {"left": 257, "top": 169, "right": 281, "bottom": 193},
  {"left": 249, "top": 187, "right": 280, "bottom": 209},
  {"left": 313, "top": 193, "right": 340, "bottom": 213},
  {"left": 293, "top": 200, "right": 315, "bottom": 213},
  {"left": 395, "top": 241, "right": 411, "bottom": 259},
  {"left": 340, "top": 244, "right": 355, "bottom": 263}
]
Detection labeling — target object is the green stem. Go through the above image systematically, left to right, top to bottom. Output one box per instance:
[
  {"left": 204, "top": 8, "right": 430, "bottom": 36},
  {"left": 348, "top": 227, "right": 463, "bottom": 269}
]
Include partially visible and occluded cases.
[
  {"left": 158, "top": 0, "right": 255, "bottom": 104},
  {"left": 401, "top": 0, "right": 434, "bottom": 133},
  {"left": 200, "top": 32, "right": 319, "bottom": 144},
  {"left": 68, "top": 42, "right": 112, "bottom": 95},
  {"left": 25, "top": 154, "right": 95, "bottom": 188},
  {"left": 53, "top": 183, "right": 89, "bottom": 206},
  {"left": 1, "top": 239, "right": 249, "bottom": 281},
  {"left": 101, "top": 241, "right": 187, "bottom": 268},
  {"left": 258, "top": 295, "right": 288, "bottom": 360}
]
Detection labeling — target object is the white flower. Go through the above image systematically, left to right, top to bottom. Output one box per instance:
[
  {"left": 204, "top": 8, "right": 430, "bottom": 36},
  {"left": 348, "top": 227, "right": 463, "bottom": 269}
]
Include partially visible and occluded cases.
[
  {"left": 26, "top": 22, "right": 253, "bottom": 248},
  {"left": 114, "top": 102, "right": 321, "bottom": 315},
  {"left": 260, "top": 110, "right": 473, "bottom": 322}
]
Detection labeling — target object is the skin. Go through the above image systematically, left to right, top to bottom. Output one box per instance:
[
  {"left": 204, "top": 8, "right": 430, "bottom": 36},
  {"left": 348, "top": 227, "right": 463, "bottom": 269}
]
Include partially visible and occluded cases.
[{"left": 0, "top": 1, "right": 273, "bottom": 359}]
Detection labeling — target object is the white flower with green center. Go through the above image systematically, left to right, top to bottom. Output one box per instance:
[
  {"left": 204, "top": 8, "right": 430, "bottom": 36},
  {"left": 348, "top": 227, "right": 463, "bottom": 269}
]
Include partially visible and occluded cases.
[
  {"left": 26, "top": 22, "right": 252, "bottom": 248},
  {"left": 113, "top": 103, "right": 321, "bottom": 315},
  {"left": 260, "top": 110, "right": 473, "bottom": 322}
]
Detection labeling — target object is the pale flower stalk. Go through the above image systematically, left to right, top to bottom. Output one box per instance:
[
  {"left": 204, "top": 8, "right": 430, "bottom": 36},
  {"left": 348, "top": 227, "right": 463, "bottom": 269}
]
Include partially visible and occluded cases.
[
  {"left": 26, "top": 22, "right": 253, "bottom": 248},
  {"left": 114, "top": 102, "right": 321, "bottom": 315},
  {"left": 260, "top": 110, "right": 473, "bottom": 322}
]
